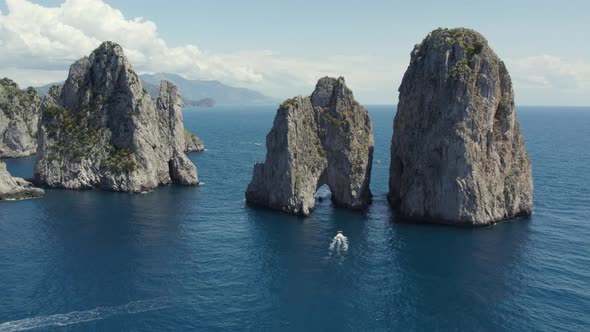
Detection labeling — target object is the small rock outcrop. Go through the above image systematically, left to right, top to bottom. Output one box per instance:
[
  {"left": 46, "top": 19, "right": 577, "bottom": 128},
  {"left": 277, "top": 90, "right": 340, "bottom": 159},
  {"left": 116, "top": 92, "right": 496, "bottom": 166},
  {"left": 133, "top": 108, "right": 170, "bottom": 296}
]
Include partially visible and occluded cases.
[
  {"left": 389, "top": 28, "right": 533, "bottom": 226},
  {"left": 34, "top": 42, "right": 198, "bottom": 192},
  {"left": 246, "top": 77, "right": 373, "bottom": 216},
  {"left": 0, "top": 78, "right": 42, "bottom": 158},
  {"left": 184, "top": 130, "right": 205, "bottom": 152},
  {"left": 0, "top": 161, "right": 44, "bottom": 200}
]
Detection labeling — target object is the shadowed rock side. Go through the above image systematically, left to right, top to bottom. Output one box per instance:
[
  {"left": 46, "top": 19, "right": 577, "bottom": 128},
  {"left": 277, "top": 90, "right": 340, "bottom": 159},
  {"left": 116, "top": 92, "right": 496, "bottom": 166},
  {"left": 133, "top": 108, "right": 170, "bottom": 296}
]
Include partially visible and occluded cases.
[
  {"left": 389, "top": 28, "right": 533, "bottom": 226},
  {"left": 34, "top": 42, "right": 198, "bottom": 192},
  {"left": 246, "top": 77, "right": 373, "bottom": 216},
  {"left": 0, "top": 78, "right": 42, "bottom": 158},
  {"left": 184, "top": 130, "right": 205, "bottom": 152},
  {"left": 0, "top": 161, "right": 44, "bottom": 200}
]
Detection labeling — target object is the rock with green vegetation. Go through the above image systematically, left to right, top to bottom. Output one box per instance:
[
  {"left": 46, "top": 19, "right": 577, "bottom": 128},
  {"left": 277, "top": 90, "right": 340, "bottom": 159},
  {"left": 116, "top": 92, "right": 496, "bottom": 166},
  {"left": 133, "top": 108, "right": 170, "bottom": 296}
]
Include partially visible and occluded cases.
[
  {"left": 388, "top": 28, "right": 533, "bottom": 226},
  {"left": 34, "top": 42, "right": 198, "bottom": 192},
  {"left": 246, "top": 77, "right": 374, "bottom": 216},
  {"left": 0, "top": 78, "right": 42, "bottom": 158},
  {"left": 184, "top": 129, "right": 205, "bottom": 152},
  {"left": 0, "top": 161, "right": 44, "bottom": 200}
]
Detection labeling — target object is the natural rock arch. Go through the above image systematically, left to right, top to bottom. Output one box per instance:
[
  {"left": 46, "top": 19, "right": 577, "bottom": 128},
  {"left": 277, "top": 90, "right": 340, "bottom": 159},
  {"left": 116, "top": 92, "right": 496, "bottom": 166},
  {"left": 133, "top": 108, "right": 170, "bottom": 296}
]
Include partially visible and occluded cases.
[
  {"left": 246, "top": 77, "right": 374, "bottom": 216},
  {"left": 315, "top": 183, "right": 332, "bottom": 202}
]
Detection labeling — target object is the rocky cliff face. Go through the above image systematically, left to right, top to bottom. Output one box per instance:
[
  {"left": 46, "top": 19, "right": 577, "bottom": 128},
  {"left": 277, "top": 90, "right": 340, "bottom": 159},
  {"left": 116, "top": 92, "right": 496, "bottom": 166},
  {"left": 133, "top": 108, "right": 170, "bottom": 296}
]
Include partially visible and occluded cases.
[
  {"left": 389, "top": 28, "right": 533, "bottom": 226},
  {"left": 34, "top": 42, "right": 198, "bottom": 192},
  {"left": 246, "top": 77, "right": 373, "bottom": 216},
  {"left": 0, "top": 78, "right": 41, "bottom": 158},
  {"left": 184, "top": 130, "right": 205, "bottom": 152},
  {"left": 0, "top": 161, "right": 44, "bottom": 200}
]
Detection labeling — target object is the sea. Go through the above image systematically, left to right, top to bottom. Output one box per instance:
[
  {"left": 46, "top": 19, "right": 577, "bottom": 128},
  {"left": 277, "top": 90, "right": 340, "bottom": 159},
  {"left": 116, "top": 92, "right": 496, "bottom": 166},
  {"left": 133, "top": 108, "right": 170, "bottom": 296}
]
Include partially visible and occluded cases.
[{"left": 0, "top": 105, "right": 589, "bottom": 331}]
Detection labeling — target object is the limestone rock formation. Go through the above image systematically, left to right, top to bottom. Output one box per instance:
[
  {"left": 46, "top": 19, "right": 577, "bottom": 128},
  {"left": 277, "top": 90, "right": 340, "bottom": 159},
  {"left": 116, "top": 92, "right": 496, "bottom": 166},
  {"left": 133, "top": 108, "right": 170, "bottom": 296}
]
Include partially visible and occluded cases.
[
  {"left": 389, "top": 28, "right": 533, "bottom": 226},
  {"left": 34, "top": 42, "right": 198, "bottom": 192},
  {"left": 246, "top": 77, "right": 373, "bottom": 216},
  {"left": 0, "top": 78, "right": 42, "bottom": 158},
  {"left": 184, "top": 130, "right": 205, "bottom": 152},
  {"left": 0, "top": 161, "right": 44, "bottom": 200}
]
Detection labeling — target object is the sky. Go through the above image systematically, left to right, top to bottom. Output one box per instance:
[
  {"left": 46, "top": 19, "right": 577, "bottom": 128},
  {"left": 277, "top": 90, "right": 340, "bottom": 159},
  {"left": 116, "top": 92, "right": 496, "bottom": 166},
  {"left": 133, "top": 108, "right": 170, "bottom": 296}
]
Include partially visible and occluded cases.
[{"left": 0, "top": 0, "right": 588, "bottom": 105}]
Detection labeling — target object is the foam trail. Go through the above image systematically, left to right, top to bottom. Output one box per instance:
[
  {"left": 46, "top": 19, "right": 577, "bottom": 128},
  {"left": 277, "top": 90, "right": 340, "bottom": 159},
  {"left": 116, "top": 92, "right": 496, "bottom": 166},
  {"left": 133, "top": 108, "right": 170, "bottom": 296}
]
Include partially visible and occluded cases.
[
  {"left": 328, "top": 232, "right": 349, "bottom": 262},
  {"left": 0, "top": 298, "right": 173, "bottom": 332}
]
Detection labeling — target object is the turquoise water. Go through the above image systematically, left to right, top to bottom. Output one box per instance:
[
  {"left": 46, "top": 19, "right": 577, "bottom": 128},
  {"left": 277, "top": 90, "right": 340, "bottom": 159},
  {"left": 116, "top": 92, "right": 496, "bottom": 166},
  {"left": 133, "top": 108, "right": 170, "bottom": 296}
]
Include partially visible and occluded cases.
[{"left": 0, "top": 106, "right": 589, "bottom": 331}]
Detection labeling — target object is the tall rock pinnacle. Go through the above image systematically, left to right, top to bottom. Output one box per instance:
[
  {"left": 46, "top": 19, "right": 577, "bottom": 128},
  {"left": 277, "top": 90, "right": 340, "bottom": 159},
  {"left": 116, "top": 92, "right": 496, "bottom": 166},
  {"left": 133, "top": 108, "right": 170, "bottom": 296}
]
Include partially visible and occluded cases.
[
  {"left": 389, "top": 28, "right": 533, "bottom": 226},
  {"left": 34, "top": 42, "right": 198, "bottom": 192}
]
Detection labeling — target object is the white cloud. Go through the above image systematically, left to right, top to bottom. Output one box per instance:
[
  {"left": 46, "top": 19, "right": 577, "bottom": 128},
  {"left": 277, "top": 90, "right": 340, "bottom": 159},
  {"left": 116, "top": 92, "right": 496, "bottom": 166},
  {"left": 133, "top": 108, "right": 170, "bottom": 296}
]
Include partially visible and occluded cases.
[
  {"left": 0, "top": 0, "right": 398, "bottom": 103},
  {"left": 0, "top": 0, "right": 261, "bottom": 83},
  {"left": 1, "top": 0, "right": 586, "bottom": 105},
  {"left": 218, "top": 50, "right": 403, "bottom": 101},
  {"left": 505, "top": 55, "right": 590, "bottom": 106},
  {"left": 506, "top": 55, "right": 590, "bottom": 90},
  {"left": 0, "top": 67, "right": 68, "bottom": 86}
]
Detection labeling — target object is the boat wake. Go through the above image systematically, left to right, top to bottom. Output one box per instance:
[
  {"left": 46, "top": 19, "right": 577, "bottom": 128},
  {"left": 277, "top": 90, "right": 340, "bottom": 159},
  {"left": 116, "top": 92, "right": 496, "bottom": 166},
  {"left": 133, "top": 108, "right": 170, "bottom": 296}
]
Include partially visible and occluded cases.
[
  {"left": 327, "top": 231, "right": 349, "bottom": 263},
  {"left": 0, "top": 297, "right": 173, "bottom": 331}
]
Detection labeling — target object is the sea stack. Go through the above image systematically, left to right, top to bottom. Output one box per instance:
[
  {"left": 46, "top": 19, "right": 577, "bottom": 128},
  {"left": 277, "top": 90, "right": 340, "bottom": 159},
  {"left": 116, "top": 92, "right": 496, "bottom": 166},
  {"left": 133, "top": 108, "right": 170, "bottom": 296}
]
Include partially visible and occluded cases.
[
  {"left": 389, "top": 28, "right": 533, "bottom": 226},
  {"left": 34, "top": 42, "right": 198, "bottom": 192},
  {"left": 246, "top": 77, "right": 373, "bottom": 216},
  {"left": 0, "top": 78, "right": 42, "bottom": 158},
  {"left": 184, "top": 130, "right": 205, "bottom": 152},
  {"left": 0, "top": 161, "right": 44, "bottom": 200}
]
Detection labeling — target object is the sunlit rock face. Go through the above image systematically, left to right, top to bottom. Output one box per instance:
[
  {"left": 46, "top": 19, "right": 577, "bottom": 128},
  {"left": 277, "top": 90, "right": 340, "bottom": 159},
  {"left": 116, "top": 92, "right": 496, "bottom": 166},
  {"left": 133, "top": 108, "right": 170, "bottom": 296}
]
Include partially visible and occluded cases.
[
  {"left": 389, "top": 28, "right": 533, "bottom": 226},
  {"left": 34, "top": 42, "right": 198, "bottom": 192},
  {"left": 246, "top": 77, "right": 374, "bottom": 216},
  {"left": 0, "top": 78, "right": 41, "bottom": 158},
  {"left": 184, "top": 130, "right": 205, "bottom": 152}
]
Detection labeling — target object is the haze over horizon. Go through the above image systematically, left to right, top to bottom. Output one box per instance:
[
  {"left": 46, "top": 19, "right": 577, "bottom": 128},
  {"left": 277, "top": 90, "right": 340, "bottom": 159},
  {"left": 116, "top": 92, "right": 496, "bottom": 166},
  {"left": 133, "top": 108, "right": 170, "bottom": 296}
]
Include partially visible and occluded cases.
[{"left": 0, "top": 0, "right": 588, "bottom": 106}]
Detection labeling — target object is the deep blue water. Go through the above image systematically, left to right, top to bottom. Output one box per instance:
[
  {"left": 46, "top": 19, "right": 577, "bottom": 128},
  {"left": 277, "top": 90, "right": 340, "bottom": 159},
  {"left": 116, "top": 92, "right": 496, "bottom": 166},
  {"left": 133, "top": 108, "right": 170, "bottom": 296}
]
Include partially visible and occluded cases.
[{"left": 0, "top": 105, "right": 589, "bottom": 331}]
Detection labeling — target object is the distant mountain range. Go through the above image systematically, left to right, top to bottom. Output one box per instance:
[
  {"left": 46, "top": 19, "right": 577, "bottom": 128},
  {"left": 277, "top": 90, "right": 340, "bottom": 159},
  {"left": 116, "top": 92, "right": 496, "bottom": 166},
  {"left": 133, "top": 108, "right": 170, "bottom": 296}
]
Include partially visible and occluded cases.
[
  {"left": 35, "top": 72, "right": 278, "bottom": 107},
  {"left": 140, "top": 73, "right": 278, "bottom": 106}
]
